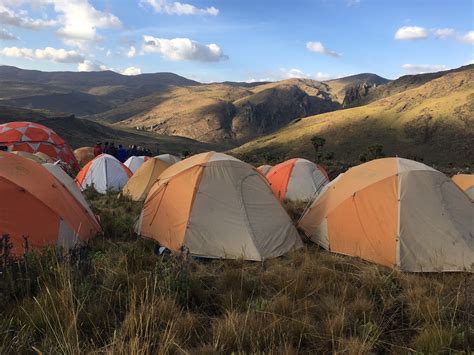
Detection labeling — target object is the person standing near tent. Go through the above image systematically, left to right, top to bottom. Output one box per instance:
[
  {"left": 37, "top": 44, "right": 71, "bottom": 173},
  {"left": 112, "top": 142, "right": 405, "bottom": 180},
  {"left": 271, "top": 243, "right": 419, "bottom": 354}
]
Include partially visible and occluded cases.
[
  {"left": 94, "top": 142, "right": 102, "bottom": 157},
  {"left": 108, "top": 142, "right": 118, "bottom": 158},
  {"left": 117, "top": 144, "right": 127, "bottom": 162}
]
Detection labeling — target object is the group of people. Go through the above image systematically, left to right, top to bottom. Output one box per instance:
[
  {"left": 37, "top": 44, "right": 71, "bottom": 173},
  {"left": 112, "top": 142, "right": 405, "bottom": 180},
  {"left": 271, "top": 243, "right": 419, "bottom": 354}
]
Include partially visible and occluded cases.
[{"left": 93, "top": 142, "right": 154, "bottom": 163}]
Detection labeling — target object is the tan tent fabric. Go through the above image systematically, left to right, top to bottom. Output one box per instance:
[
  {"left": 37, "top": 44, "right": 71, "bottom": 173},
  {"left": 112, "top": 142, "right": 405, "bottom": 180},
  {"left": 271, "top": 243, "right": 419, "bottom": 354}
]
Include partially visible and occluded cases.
[
  {"left": 74, "top": 147, "right": 95, "bottom": 167},
  {"left": 11, "top": 151, "right": 44, "bottom": 163},
  {"left": 34, "top": 152, "right": 54, "bottom": 163},
  {"left": 136, "top": 152, "right": 302, "bottom": 260},
  {"left": 155, "top": 154, "right": 181, "bottom": 165},
  {"left": 122, "top": 158, "right": 171, "bottom": 201},
  {"left": 299, "top": 158, "right": 474, "bottom": 272},
  {"left": 257, "top": 165, "right": 272, "bottom": 176},
  {"left": 452, "top": 174, "right": 474, "bottom": 200}
]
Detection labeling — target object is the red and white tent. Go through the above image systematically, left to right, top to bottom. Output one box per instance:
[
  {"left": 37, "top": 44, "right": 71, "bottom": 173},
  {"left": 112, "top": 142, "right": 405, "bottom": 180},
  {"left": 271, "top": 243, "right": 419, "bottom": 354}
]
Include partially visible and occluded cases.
[{"left": 0, "top": 121, "right": 78, "bottom": 172}]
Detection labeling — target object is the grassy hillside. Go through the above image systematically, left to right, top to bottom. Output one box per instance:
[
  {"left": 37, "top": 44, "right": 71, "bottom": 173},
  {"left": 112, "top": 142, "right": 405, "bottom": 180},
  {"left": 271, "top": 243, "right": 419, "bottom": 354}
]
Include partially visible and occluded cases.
[
  {"left": 344, "top": 65, "right": 474, "bottom": 108},
  {"left": 232, "top": 67, "right": 474, "bottom": 168},
  {"left": 116, "top": 79, "right": 342, "bottom": 144},
  {"left": 0, "top": 106, "right": 219, "bottom": 153},
  {"left": 0, "top": 192, "right": 471, "bottom": 353}
]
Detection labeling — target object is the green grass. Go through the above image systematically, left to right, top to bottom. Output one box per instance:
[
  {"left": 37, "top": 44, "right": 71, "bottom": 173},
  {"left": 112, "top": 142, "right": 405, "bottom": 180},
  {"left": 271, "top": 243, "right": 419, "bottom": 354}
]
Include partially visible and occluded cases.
[{"left": 0, "top": 192, "right": 472, "bottom": 353}]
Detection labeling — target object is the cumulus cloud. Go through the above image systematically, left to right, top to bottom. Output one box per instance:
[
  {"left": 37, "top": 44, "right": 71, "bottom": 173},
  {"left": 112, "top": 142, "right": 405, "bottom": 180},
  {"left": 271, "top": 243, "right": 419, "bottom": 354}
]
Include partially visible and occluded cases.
[
  {"left": 141, "top": 0, "right": 218, "bottom": 16},
  {"left": 0, "top": 1, "right": 121, "bottom": 48},
  {"left": 0, "top": 4, "right": 57, "bottom": 30},
  {"left": 394, "top": 26, "right": 428, "bottom": 40},
  {"left": 0, "top": 28, "right": 17, "bottom": 40},
  {"left": 432, "top": 28, "right": 456, "bottom": 39},
  {"left": 462, "top": 31, "right": 474, "bottom": 44},
  {"left": 142, "top": 36, "right": 227, "bottom": 62},
  {"left": 306, "top": 41, "right": 341, "bottom": 57},
  {"left": 1, "top": 46, "right": 84, "bottom": 63},
  {"left": 127, "top": 46, "right": 136, "bottom": 58},
  {"left": 77, "top": 60, "right": 109, "bottom": 71},
  {"left": 402, "top": 64, "right": 447, "bottom": 74},
  {"left": 121, "top": 66, "right": 142, "bottom": 75}
]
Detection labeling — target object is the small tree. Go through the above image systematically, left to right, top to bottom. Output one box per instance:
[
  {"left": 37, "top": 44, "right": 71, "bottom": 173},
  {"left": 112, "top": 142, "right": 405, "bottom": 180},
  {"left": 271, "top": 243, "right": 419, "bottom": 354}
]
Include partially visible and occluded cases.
[
  {"left": 310, "top": 136, "right": 326, "bottom": 162},
  {"left": 360, "top": 144, "right": 385, "bottom": 162}
]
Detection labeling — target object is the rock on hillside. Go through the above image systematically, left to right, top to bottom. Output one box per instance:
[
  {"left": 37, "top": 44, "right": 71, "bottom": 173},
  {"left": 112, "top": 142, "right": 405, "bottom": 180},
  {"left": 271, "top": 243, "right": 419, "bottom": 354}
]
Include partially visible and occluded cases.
[{"left": 324, "top": 73, "right": 389, "bottom": 107}]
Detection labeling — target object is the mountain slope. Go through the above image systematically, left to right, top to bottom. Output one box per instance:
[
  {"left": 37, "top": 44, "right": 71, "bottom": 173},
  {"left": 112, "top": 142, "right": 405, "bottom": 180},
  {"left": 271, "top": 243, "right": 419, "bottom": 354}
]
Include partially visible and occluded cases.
[
  {"left": 342, "top": 65, "right": 474, "bottom": 107},
  {"left": 0, "top": 66, "right": 199, "bottom": 117},
  {"left": 232, "top": 67, "right": 474, "bottom": 167},
  {"left": 324, "top": 73, "right": 389, "bottom": 106},
  {"left": 117, "top": 78, "right": 342, "bottom": 143},
  {"left": 0, "top": 106, "right": 218, "bottom": 153}
]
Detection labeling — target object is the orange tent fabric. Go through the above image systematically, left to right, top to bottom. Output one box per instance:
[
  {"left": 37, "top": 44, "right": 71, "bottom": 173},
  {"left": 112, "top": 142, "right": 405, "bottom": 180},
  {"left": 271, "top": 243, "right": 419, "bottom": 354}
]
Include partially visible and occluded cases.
[
  {"left": 0, "top": 121, "right": 78, "bottom": 173},
  {"left": 74, "top": 147, "right": 95, "bottom": 167},
  {"left": 0, "top": 151, "right": 100, "bottom": 257},
  {"left": 135, "top": 152, "right": 302, "bottom": 261},
  {"left": 266, "top": 158, "right": 329, "bottom": 202},
  {"left": 298, "top": 158, "right": 474, "bottom": 272},
  {"left": 452, "top": 174, "right": 474, "bottom": 199}
]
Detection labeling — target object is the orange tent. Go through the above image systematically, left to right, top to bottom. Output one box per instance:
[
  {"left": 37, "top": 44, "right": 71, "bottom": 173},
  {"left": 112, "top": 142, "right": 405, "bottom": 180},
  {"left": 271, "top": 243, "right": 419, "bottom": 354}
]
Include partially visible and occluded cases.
[
  {"left": 0, "top": 121, "right": 78, "bottom": 172},
  {"left": 74, "top": 147, "right": 95, "bottom": 167},
  {"left": 0, "top": 152, "right": 100, "bottom": 257},
  {"left": 135, "top": 152, "right": 302, "bottom": 261},
  {"left": 266, "top": 158, "right": 329, "bottom": 202},
  {"left": 298, "top": 158, "right": 474, "bottom": 272},
  {"left": 257, "top": 165, "right": 272, "bottom": 176},
  {"left": 452, "top": 174, "right": 474, "bottom": 200}
]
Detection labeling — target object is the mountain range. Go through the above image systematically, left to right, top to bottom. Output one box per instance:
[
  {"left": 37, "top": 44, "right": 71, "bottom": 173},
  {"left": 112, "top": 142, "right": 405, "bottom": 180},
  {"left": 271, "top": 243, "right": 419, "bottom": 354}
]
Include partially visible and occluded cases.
[{"left": 0, "top": 64, "right": 472, "bottom": 166}]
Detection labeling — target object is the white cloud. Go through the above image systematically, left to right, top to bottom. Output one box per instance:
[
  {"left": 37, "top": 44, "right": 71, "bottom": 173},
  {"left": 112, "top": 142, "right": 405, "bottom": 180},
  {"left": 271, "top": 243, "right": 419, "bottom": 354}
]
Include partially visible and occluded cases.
[
  {"left": 52, "top": 0, "right": 122, "bottom": 47},
  {"left": 141, "top": 0, "right": 218, "bottom": 16},
  {"left": 0, "top": 1, "right": 121, "bottom": 48},
  {"left": 0, "top": 4, "right": 57, "bottom": 30},
  {"left": 395, "top": 26, "right": 428, "bottom": 40},
  {"left": 0, "top": 28, "right": 17, "bottom": 40},
  {"left": 432, "top": 28, "right": 456, "bottom": 39},
  {"left": 462, "top": 31, "right": 474, "bottom": 44},
  {"left": 142, "top": 35, "right": 227, "bottom": 62},
  {"left": 306, "top": 41, "right": 341, "bottom": 57},
  {"left": 127, "top": 45, "right": 136, "bottom": 58},
  {"left": 1, "top": 46, "right": 84, "bottom": 63},
  {"left": 0, "top": 47, "right": 34, "bottom": 60},
  {"left": 77, "top": 60, "right": 109, "bottom": 71},
  {"left": 402, "top": 64, "right": 447, "bottom": 74},
  {"left": 121, "top": 66, "right": 142, "bottom": 75}
]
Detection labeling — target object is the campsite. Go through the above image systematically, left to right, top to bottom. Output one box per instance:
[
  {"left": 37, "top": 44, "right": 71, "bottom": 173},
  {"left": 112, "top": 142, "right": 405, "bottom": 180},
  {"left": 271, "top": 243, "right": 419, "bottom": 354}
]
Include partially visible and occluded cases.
[
  {"left": 0, "top": 0, "right": 473, "bottom": 353},
  {"left": 0, "top": 120, "right": 472, "bottom": 352}
]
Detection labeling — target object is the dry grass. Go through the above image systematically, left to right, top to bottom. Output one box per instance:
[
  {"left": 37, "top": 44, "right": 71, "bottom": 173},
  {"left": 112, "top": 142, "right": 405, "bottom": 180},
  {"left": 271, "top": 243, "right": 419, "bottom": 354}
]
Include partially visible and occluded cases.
[{"left": 0, "top": 192, "right": 472, "bottom": 353}]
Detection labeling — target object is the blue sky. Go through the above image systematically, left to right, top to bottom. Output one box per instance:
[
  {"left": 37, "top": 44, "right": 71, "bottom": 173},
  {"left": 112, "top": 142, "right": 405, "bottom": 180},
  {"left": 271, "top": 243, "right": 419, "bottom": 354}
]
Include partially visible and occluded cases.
[{"left": 0, "top": 0, "right": 472, "bottom": 82}]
